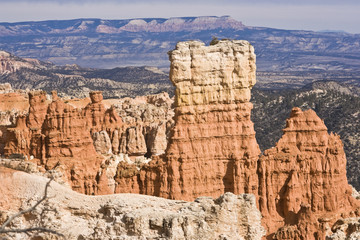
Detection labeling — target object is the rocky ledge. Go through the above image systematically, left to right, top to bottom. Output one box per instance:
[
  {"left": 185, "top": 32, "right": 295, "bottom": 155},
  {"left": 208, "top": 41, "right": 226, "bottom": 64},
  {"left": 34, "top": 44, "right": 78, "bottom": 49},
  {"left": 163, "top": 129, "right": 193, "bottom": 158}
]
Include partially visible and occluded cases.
[{"left": 0, "top": 167, "right": 265, "bottom": 240}]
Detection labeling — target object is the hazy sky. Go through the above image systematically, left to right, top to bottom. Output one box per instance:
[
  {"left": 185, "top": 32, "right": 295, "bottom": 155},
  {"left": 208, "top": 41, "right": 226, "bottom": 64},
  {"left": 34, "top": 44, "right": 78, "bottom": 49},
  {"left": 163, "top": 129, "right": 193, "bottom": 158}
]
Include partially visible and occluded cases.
[{"left": 1, "top": 0, "right": 359, "bottom": 33}]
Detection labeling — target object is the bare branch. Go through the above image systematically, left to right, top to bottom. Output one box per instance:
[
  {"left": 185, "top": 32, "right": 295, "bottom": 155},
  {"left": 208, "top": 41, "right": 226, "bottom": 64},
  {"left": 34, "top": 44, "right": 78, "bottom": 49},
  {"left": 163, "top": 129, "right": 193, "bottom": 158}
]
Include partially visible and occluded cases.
[
  {"left": 0, "top": 177, "right": 66, "bottom": 239},
  {"left": 0, "top": 178, "right": 52, "bottom": 230},
  {"left": 0, "top": 227, "right": 65, "bottom": 238}
]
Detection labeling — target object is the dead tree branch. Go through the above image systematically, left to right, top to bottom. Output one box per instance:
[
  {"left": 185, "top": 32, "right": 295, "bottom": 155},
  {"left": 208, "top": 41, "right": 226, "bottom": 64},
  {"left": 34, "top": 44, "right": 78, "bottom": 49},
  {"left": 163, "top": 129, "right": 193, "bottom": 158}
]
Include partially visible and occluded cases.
[{"left": 0, "top": 178, "right": 66, "bottom": 239}]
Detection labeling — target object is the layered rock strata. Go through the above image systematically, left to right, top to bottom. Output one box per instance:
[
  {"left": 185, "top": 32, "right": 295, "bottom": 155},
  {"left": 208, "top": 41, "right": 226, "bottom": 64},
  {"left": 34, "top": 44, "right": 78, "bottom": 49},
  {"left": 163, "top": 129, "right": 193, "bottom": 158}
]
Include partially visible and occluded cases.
[
  {"left": 160, "top": 40, "right": 260, "bottom": 200},
  {"left": 1, "top": 88, "right": 174, "bottom": 194},
  {"left": 2, "top": 90, "right": 104, "bottom": 194},
  {"left": 42, "top": 91, "right": 103, "bottom": 194},
  {"left": 0, "top": 167, "right": 265, "bottom": 240}
]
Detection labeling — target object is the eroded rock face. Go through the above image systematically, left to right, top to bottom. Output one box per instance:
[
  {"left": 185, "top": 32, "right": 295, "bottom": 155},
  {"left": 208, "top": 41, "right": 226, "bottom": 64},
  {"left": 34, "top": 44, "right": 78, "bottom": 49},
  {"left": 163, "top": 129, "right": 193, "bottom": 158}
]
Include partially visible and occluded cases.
[
  {"left": 159, "top": 40, "right": 260, "bottom": 200},
  {"left": 0, "top": 83, "right": 29, "bottom": 127},
  {"left": 1, "top": 88, "right": 174, "bottom": 194},
  {"left": 2, "top": 90, "right": 104, "bottom": 194},
  {"left": 3, "top": 90, "right": 47, "bottom": 160},
  {"left": 27, "top": 90, "right": 47, "bottom": 130},
  {"left": 43, "top": 91, "right": 96, "bottom": 160},
  {"left": 81, "top": 91, "right": 172, "bottom": 158},
  {"left": 83, "top": 91, "right": 107, "bottom": 133},
  {"left": 42, "top": 92, "right": 103, "bottom": 194},
  {"left": 112, "top": 92, "right": 174, "bottom": 157},
  {"left": 258, "top": 107, "right": 360, "bottom": 239},
  {"left": 3, "top": 116, "right": 30, "bottom": 157},
  {"left": 92, "top": 130, "right": 112, "bottom": 155},
  {"left": 0, "top": 168, "right": 265, "bottom": 240},
  {"left": 327, "top": 217, "right": 360, "bottom": 240}
]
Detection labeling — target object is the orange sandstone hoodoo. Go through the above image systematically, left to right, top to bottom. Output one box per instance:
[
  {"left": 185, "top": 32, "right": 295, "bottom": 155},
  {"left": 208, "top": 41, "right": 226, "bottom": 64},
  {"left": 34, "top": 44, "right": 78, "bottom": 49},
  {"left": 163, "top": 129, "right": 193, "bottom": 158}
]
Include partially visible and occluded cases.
[
  {"left": 1, "top": 39, "right": 359, "bottom": 239},
  {"left": 3, "top": 90, "right": 123, "bottom": 194},
  {"left": 258, "top": 107, "right": 359, "bottom": 239}
]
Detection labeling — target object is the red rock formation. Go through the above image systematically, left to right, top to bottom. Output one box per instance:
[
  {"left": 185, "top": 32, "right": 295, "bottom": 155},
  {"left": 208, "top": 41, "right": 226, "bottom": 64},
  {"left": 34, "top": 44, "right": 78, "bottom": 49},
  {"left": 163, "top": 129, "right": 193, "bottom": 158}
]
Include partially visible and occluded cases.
[
  {"left": 115, "top": 40, "right": 360, "bottom": 239},
  {"left": 141, "top": 40, "right": 260, "bottom": 201},
  {"left": 3, "top": 90, "right": 47, "bottom": 159},
  {"left": 3, "top": 90, "right": 107, "bottom": 194},
  {"left": 27, "top": 91, "right": 48, "bottom": 129},
  {"left": 42, "top": 91, "right": 105, "bottom": 194},
  {"left": 43, "top": 91, "right": 95, "bottom": 160},
  {"left": 82, "top": 91, "right": 127, "bottom": 156},
  {"left": 83, "top": 91, "right": 106, "bottom": 133},
  {"left": 0, "top": 92, "right": 28, "bottom": 113},
  {"left": 258, "top": 107, "right": 360, "bottom": 239},
  {"left": 3, "top": 115, "right": 30, "bottom": 157}
]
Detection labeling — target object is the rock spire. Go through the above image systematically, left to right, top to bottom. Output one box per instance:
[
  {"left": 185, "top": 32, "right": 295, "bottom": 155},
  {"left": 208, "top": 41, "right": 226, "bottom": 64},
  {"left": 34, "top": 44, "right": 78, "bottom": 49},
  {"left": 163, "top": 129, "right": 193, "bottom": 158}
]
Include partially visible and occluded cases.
[{"left": 161, "top": 40, "right": 260, "bottom": 200}]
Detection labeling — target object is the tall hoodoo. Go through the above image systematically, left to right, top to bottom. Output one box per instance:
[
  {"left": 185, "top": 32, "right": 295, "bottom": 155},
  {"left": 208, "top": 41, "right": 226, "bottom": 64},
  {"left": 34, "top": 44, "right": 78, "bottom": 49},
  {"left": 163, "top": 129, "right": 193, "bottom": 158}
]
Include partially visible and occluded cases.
[
  {"left": 163, "top": 40, "right": 260, "bottom": 200},
  {"left": 4, "top": 90, "right": 48, "bottom": 160}
]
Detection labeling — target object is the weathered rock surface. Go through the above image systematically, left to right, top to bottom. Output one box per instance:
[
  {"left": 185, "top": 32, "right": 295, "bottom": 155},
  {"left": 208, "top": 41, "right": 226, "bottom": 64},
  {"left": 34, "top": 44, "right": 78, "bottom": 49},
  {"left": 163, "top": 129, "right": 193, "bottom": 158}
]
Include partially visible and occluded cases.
[
  {"left": 160, "top": 40, "right": 260, "bottom": 200},
  {"left": 0, "top": 83, "right": 30, "bottom": 126},
  {"left": 0, "top": 86, "right": 174, "bottom": 195},
  {"left": 1, "top": 90, "right": 104, "bottom": 194},
  {"left": 27, "top": 90, "right": 48, "bottom": 130},
  {"left": 79, "top": 90, "right": 174, "bottom": 158},
  {"left": 42, "top": 91, "right": 104, "bottom": 194},
  {"left": 44, "top": 91, "right": 96, "bottom": 160},
  {"left": 83, "top": 91, "right": 109, "bottom": 133},
  {"left": 112, "top": 92, "right": 174, "bottom": 157},
  {"left": 258, "top": 107, "right": 360, "bottom": 239},
  {"left": 2, "top": 116, "right": 30, "bottom": 158},
  {"left": 92, "top": 130, "right": 112, "bottom": 155},
  {"left": 0, "top": 167, "right": 265, "bottom": 240},
  {"left": 327, "top": 217, "right": 360, "bottom": 240}
]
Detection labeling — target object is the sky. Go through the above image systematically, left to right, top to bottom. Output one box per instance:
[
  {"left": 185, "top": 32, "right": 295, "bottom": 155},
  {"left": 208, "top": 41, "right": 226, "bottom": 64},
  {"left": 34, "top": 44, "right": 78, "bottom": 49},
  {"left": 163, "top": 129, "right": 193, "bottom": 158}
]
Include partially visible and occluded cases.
[{"left": 0, "top": 0, "right": 359, "bottom": 33}]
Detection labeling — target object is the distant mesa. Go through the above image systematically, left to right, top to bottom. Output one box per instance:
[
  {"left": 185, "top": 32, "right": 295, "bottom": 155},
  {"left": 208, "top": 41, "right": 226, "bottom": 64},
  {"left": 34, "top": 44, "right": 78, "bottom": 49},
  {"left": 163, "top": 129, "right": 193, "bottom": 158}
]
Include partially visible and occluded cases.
[
  {"left": 0, "top": 16, "right": 245, "bottom": 36},
  {"left": 0, "top": 16, "right": 359, "bottom": 71}
]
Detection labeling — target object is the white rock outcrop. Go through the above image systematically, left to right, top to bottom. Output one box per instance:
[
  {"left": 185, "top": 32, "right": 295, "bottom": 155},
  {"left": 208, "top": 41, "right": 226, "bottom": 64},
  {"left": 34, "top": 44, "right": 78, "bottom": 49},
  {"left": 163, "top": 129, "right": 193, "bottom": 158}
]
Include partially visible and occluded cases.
[{"left": 0, "top": 168, "right": 265, "bottom": 240}]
